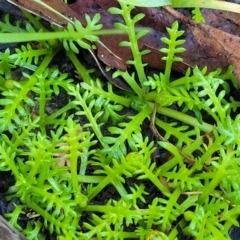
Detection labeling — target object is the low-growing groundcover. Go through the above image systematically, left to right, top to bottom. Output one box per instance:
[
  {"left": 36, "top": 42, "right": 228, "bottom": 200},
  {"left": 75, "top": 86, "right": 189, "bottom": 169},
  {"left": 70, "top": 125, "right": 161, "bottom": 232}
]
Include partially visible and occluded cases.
[{"left": 0, "top": 1, "right": 240, "bottom": 240}]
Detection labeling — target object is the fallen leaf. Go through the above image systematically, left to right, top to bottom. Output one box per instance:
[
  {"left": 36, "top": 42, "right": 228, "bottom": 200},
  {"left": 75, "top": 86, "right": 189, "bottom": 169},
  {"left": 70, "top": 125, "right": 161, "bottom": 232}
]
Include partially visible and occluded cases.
[
  {"left": 5, "top": 0, "right": 240, "bottom": 82},
  {"left": 5, "top": 0, "right": 80, "bottom": 27},
  {"left": 68, "top": 1, "right": 240, "bottom": 80},
  {"left": 164, "top": 6, "right": 240, "bottom": 81}
]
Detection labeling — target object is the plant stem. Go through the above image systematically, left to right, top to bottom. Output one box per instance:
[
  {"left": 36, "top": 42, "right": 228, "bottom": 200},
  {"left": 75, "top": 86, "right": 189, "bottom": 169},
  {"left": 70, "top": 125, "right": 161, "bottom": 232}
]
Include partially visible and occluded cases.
[{"left": 156, "top": 105, "right": 213, "bottom": 133}]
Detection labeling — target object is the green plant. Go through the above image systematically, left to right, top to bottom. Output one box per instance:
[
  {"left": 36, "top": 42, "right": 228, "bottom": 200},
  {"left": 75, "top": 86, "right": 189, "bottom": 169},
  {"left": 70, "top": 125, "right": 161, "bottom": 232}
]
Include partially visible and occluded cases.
[{"left": 0, "top": 2, "right": 240, "bottom": 240}]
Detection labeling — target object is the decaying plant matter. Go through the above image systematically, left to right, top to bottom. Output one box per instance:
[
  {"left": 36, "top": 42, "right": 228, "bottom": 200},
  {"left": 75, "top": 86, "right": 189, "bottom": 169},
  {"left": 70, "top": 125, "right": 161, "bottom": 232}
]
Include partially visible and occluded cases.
[{"left": 6, "top": 0, "right": 240, "bottom": 82}]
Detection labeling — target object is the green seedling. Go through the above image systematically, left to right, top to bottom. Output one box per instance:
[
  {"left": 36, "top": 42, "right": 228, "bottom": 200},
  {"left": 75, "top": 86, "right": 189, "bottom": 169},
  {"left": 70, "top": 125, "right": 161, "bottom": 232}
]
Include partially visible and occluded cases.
[{"left": 0, "top": 1, "right": 240, "bottom": 239}]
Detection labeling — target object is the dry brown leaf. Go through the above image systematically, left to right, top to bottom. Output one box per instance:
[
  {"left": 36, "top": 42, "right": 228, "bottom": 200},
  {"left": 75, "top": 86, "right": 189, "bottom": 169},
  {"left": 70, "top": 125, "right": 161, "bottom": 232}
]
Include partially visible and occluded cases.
[
  {"left": 6, "top": 0, "right": 240, "bottom": 83},
  {"left": 6, "top": 0, "right": 80, "bottom": 27},
  {"left": 164, "top": 6, "right": 240, "bottom": 81}
]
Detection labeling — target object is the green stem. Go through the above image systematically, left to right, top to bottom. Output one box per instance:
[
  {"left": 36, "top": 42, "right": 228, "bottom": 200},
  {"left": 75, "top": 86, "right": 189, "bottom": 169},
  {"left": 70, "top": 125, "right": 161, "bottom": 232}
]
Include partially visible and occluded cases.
[
  {"left": 119, "top": 2, "right": 147, "bottom": 91},
  {"left": 22, "top": 10, "right": 47, "bottom": 31},
  {"left": 66, "top": 50, "right": 93, "bottom": 84},
  {"left": 117, "top": 71, "right": 143, "bottom": 98},
  {"left": 145, "top": 98, "right": 213, "bottom": 133},
  {"left": 45, "top": 102, "right": 77, "bottom": 124},
  {"left": 157, "top": 105, "right": 213, "bottom": 133},
  {"left": 198, "top": 166, "right": 225, "bottom": 205},
  {"left": 87, "top": 175, "right": 127, "bottom": 201},
  {"left": 162, "top": 186, "right": 182, "bottom": 229},
  {"left": 206, "top": 222, "right": 229, "bottom": 240}
]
